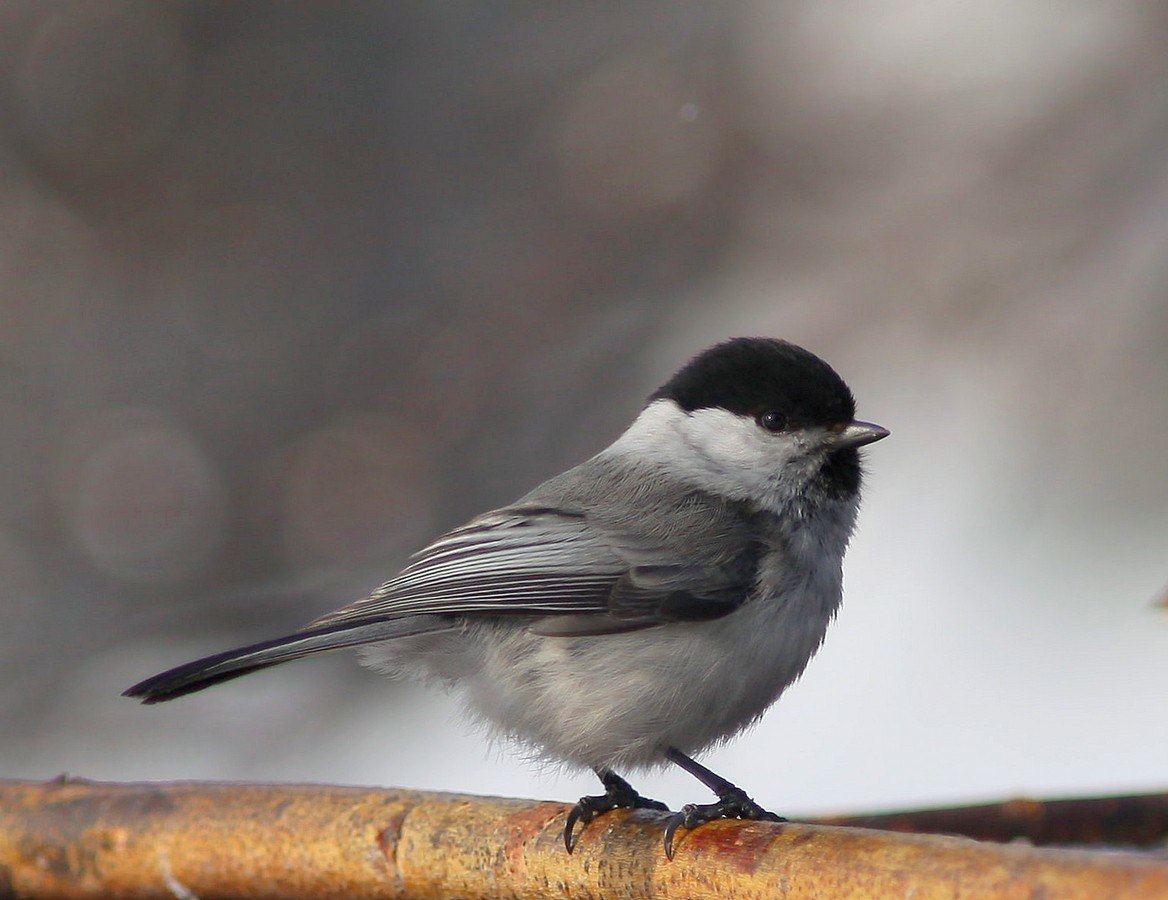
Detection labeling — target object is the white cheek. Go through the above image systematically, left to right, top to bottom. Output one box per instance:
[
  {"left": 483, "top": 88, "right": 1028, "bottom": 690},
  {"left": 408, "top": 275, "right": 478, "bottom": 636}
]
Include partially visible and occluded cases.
[
  {"left": 607, "top": 401, "right": 817, "bottom": 504},
  {"left": 682, "top": 407, "right": 772, "bottom": 467},
  {"left": 679, "top": 408, "right": 800, "bottom": 493}
]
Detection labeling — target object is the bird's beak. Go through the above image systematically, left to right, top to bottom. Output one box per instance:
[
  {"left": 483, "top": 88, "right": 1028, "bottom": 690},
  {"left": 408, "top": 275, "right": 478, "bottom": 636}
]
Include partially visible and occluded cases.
[{"left": 828, "top": 420, "right": 889, "bottom": 450}]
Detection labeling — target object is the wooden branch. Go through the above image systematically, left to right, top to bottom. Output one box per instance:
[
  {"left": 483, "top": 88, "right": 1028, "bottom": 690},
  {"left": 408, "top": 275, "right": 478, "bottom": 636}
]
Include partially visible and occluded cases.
[
  {"left": 2, "top": 778, "right": 1167, "bottom": 898},
  {"left": 816, "top": 793, "right": 1168, "bottom": 847}
]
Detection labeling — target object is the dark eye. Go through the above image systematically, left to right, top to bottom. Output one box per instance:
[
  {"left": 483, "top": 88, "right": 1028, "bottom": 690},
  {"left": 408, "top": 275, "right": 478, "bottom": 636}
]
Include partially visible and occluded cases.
[{"left": 757, "top": 411, "right": 787, "bottom": 433}]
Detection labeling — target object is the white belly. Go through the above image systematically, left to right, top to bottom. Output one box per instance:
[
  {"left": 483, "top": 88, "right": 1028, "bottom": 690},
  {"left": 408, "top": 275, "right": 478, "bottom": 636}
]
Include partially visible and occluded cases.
[{"left": 363, "top": 559, "right": 843, "bottom": 773}]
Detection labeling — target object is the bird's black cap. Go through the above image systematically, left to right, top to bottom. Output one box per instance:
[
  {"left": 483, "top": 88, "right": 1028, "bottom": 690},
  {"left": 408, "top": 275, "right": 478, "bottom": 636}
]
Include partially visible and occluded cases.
[{"left": 650, "top": 337, "right": 856, "bottom": 428}]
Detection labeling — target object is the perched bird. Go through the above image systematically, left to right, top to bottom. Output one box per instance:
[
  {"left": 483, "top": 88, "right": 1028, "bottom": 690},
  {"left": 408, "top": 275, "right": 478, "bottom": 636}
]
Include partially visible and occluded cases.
[{"left": 126, "top": 337, "right": 888, "bottom": 857}]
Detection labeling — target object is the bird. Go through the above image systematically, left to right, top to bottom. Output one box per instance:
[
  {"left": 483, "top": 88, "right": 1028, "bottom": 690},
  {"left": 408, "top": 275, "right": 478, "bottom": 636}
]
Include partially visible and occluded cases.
[{"left": 125, "top": 336, "right": 888, "bottom": 857}]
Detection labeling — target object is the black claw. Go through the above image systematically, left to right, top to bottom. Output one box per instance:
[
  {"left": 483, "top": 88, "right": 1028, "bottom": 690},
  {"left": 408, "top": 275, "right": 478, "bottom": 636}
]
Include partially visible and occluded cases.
[
  {"left": 564, "top": 771, "right": 670, "bottom": 854},
  {"left": 661, "top": 789, "right": 785, "bottom": 858},
  {"left": 563, "top": 805, "right": 586, "bottom": 853},
  {"left": 663, "top": 812, "right": 685, "bottom": 860}
]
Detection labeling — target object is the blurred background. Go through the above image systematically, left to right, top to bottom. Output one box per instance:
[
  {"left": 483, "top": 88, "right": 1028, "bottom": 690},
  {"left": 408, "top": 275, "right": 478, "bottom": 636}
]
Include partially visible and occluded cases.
[{"left": 1, "top": 0, "right": 1166, "bottom": 816}]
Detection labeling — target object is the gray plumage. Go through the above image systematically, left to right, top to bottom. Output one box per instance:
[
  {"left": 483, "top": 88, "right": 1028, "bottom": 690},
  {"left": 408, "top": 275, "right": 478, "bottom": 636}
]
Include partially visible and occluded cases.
[
  {"left": 125, "top": 336, "right": 888, "bottom": 854},
  {"left": 354, "top": 451, "right": 857, "bottom": 771}
]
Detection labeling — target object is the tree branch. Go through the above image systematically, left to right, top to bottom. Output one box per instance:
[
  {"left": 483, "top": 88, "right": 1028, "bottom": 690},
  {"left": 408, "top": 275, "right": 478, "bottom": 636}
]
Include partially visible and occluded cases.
[
  {"left": 1, "top": 778, "right": 1166, "bottom": 898},
  {"left": 819, "top": 793, "right": 1168, "bottom": 847}
]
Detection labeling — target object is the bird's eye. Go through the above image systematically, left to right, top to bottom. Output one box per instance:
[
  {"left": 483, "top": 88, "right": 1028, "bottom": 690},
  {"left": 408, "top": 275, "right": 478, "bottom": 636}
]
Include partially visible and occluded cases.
[{"left": 757, "top": 411, "right": 787, "bottom": 433}]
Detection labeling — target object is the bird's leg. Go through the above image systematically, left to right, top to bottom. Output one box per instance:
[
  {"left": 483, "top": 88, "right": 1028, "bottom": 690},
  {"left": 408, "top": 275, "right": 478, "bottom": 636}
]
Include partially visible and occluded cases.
[
  {"left": 661, "top": 747, "right": 785, "bottom": 858},
  {"left": 564, "top": 769, "right": 670, "bottom": 852}
]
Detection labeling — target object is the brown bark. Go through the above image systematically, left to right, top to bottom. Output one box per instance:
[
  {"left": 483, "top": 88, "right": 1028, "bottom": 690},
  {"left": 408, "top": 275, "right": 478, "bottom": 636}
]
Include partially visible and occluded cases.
[
  {"left": 1, "top": 778, "right": 1166, "bottom": 899},
  {"left": 818, "top": 793, "right": 1168, "bottom": 847}
]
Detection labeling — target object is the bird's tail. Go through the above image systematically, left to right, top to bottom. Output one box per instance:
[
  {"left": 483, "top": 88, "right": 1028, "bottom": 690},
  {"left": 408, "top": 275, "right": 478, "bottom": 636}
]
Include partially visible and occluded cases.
[{"left": 123, "top": 615, "right": 449, "bottom": 704}]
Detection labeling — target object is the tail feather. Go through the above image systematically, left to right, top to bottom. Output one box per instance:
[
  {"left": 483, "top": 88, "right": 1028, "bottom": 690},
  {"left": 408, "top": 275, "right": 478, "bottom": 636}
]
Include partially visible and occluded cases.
[{"left": 124, "top": 615, "right": 449, "bottom": 704}]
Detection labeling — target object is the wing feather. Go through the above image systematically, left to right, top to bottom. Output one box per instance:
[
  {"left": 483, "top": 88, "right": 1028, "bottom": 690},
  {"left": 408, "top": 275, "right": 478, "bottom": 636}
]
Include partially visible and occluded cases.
[
  {"left": 309, "top": 489, "right": 763, "bottom": 632},
  {"left": 310, "top": 508, "right": 624, "bottom": 628}
]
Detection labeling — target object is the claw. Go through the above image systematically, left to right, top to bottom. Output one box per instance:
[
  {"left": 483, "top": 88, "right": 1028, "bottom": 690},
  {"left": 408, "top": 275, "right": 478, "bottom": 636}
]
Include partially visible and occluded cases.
[
  {"left": 658, "top": 747, "right": 785, "bottom": 859},
  {"left": 564, "top": 771, "right": 669, "bottom": 854},
  {"left": 660, "top": 792, "right": 785, "bottom": 859},
  {"left": 563, "top": 803, "right": 595, "bottom": 853},
  {"left": 662, "top": 807, "right": 689, "bottom": 860}
]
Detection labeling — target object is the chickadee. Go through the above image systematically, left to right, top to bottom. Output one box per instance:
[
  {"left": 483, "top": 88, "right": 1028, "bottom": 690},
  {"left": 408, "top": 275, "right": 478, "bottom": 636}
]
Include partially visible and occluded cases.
[{"left": 126, "top": 337, "right": 888, "bottom": 857}]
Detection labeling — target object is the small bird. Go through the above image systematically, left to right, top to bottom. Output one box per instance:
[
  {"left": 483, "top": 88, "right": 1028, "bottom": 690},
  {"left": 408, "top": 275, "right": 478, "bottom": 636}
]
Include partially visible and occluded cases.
[{"left": 126, "top": 337, "right": 888, "bottom": 857}]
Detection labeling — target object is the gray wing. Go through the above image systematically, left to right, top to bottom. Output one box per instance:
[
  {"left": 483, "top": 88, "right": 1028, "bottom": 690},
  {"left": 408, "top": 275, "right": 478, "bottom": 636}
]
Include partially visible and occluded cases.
[
  {"left": 124, "top": 469, "right": 765, "bottom": 703},
  {"left": 309, "top": 501, "right": 760, "bottom": 634}
]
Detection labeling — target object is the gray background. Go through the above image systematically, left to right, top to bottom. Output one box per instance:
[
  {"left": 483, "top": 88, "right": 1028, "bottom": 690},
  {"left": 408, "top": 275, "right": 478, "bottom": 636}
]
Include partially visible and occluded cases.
[{"left": 2, "top": 1, "right": 1166, "bottom": 815}]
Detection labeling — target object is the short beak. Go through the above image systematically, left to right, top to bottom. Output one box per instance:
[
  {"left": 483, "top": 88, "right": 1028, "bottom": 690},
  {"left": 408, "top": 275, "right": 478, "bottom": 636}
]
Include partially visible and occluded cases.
[{"left": 828, "top": 420, "right": 890, "bottom": 450}]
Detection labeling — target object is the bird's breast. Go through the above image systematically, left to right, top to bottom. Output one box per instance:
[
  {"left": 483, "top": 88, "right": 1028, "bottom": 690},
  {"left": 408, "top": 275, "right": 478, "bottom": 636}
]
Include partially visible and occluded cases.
[{"left": 452, "top": 547, "right": 843, "bottom": 772}]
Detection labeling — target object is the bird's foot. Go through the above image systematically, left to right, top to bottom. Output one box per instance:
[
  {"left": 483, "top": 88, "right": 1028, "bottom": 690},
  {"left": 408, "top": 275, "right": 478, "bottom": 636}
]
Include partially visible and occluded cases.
[
  {"left": 564, "top": 771, "right": 670, "bottom": 853},
  {"left": 662, "top": 787, "right": 784, "bottom": 859}
]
